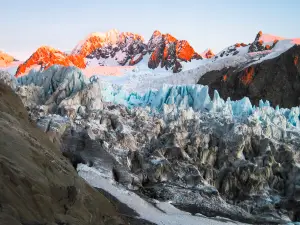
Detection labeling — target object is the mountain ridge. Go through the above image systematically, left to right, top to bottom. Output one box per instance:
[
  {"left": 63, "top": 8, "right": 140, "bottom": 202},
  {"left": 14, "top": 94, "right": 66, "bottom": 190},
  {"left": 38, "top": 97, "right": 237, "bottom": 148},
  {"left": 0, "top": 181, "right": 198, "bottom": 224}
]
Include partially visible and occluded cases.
[{"left": 15, "top": 29, "right": 201, "bottom": 77}]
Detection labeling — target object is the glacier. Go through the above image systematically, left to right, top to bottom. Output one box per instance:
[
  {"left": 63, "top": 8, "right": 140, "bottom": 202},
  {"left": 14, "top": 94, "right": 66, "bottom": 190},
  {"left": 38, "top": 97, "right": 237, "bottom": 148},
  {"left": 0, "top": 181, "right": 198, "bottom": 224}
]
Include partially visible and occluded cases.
[
  {"left": 6, "top": 65, "right": 300, "bottom": 224},
  {"left": 16, "top": 65, "right": 300, "bottom": 132}
]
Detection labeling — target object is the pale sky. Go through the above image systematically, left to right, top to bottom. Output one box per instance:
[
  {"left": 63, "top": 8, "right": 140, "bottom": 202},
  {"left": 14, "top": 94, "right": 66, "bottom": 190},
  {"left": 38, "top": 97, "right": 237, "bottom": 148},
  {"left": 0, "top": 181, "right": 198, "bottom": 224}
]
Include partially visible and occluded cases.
[{"left": 1, "top": 0, "right": 300, "bottom": 60}]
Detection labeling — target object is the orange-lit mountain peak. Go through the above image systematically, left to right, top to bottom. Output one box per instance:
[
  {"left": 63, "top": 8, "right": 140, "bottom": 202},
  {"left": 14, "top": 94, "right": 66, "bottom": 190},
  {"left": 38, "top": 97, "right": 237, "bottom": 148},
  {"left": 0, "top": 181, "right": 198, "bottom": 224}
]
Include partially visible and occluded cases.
[
  {"left": 72, "top": 29, "right": 120, "bottom": 57},
  {"left": 148, "top": 30, "right": 200, "bottom": 71},
  {"left": 152, "top": 30, "right": 162, "bottom": 37},
  {"left": 119, "top": 32, "right": 144, "bottom": 43},
  {"left": 164, "top": 33, "right": 177, "bottom": 43},
  {"left": 176, "top": 40, "right": 197, "bottom": 61},
  {"left": 15, "top": 46, "right": 85, "bottom": 77},
  {"left": 34, "top": 46, "right": 67, "bottom": 57},
  {"left": 200, "top": 49, "right": 215, "bottom": 59},
  {"left": 0, "top": 51, "right": 16, "bottom": 67}
]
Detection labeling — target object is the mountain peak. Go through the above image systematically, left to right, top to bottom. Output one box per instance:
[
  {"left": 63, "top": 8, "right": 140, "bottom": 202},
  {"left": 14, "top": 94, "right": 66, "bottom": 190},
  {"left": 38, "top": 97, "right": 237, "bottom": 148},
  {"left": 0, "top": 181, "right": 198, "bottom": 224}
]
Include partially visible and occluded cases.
[
  {"left": 71, "top": 29, "right": 120, "bottom": 57},
  {"left": 258, "top": 31, "right": 285, "bottom": 43},
  {"left": 119, "top": 32, "right": 144, "bottom": 43},
  {"left": 15, "top": 46, "right": 85, "bottom": 77},
  {"left": 200, "top": 49, "right": 215, "bottom": 59},
  {"left": 0, "top": 51, "right": 16, "bottom": 66}
]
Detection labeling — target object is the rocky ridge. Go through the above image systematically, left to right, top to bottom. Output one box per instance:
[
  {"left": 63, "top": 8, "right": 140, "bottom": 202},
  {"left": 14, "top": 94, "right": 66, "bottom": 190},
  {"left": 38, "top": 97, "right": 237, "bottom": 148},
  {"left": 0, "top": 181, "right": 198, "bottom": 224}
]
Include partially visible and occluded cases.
[{"left": 198, "top": 44, "right": 300, "bottom": 108}]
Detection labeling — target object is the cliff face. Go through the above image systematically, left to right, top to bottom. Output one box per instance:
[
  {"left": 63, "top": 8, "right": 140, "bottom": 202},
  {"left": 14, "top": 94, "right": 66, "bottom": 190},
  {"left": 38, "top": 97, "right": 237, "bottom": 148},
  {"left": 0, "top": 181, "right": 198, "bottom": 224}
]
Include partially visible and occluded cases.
[
  {"left": 147, "top": 31, "right": 201, "bottom": 73},
  {"left": 198, "top": 45, "right": 300, "bottom": 108},
  {"left": 0, "top": 81, "right": 126, "bottom": 225}
]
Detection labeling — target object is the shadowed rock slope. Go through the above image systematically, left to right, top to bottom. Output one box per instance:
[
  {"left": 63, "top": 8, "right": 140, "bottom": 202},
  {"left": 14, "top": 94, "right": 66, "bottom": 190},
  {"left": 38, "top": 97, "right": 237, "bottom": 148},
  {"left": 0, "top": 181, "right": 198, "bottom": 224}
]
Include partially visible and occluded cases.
[
  {"left": 198, "top": 45, "right": 300, "bottom": 108},
  {"left": 0, "top": 82, "right": 129, "bottom": 225}
]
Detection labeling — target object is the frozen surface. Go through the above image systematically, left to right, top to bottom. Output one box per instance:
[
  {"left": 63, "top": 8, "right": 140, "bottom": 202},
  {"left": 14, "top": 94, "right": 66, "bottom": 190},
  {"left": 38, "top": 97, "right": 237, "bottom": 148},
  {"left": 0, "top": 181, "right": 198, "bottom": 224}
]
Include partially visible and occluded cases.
[{"left": 78, "top": 164, "right": 246, "bottom": 225}]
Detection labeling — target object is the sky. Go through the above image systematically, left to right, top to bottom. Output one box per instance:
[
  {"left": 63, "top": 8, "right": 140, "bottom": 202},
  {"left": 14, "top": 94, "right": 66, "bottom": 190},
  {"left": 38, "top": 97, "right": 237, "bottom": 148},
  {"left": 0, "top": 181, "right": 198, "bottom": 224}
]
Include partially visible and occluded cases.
[{"left": 1, "top": 0, "right": 300, "bottom": 60}]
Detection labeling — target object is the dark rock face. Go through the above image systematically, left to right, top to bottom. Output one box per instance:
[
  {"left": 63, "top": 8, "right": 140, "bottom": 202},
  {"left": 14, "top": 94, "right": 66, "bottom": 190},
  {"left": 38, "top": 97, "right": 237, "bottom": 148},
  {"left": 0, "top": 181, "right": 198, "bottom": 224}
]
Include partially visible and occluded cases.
[{"left": 198, "top": 45, "right": 300, "bottom": 108}]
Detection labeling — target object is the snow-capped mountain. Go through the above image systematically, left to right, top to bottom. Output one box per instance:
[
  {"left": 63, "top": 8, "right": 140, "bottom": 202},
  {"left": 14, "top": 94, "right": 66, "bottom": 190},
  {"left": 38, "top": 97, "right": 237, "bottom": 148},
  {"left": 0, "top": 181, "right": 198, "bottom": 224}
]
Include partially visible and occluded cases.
[
  {"left": 14, "top": 29, "right": 202, "bottom": 77},
  {"left": 76, "top": 29, "right": 202, "bottom": 73},
  {"left": 85, "top": 30, "right": 146, "bottom": 66},
  {"left": 214, "top": 31, "right": 299, "bottom": 60}
]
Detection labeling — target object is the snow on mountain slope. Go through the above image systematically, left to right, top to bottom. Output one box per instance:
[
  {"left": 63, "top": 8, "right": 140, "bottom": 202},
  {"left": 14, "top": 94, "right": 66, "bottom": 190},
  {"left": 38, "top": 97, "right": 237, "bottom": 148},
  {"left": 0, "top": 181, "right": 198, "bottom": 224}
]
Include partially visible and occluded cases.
[
  {"left": 71, "top": 29, "right": 121, "bottom": 56},
  {"left": 85, "top": 30, "right": 146, "bottom": 67},
  {"left": 211, "top": 31, "right": 299, "bottom": 71},
  {"left": 200, "top": 49, "right": 215, "bottom": 58},
  {"left": 78, "top": 164, "right": 247, "bottom": 225}
]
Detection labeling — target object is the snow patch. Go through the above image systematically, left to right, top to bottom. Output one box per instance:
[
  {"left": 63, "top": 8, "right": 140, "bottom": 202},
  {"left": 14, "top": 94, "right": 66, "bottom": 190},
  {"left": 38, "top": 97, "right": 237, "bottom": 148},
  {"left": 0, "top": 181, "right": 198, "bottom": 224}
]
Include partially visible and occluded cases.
[{"left": 77, "top": 164, "right": 246, "bottom": 225}]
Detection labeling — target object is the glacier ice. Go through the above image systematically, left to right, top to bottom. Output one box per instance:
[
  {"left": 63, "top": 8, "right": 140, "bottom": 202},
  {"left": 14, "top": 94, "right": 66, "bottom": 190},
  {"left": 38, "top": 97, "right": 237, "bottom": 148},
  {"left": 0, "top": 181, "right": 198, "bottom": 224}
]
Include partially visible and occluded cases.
[
  {"left": 17, "top": 65, "right": 300, "bottom": 131},
  {"left": 17, "top": 65, "right": 88, "bottom": 98},
  {"left": 97, "top": 82, "right": 300, "bottom": 130}
]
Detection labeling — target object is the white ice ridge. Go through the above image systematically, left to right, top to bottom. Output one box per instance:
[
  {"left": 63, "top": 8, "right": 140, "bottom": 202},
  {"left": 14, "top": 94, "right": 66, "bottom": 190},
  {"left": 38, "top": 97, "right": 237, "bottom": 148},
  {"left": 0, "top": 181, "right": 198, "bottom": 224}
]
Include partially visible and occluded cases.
[{"left": 99, "top": 82, "right": 300, "bottom": 129}]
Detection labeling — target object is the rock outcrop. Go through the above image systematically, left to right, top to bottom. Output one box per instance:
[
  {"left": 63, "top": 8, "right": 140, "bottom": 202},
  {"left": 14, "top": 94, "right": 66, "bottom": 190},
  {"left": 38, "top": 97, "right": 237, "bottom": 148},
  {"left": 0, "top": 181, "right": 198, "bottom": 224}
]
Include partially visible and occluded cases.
[
  {"left": 148, "top": 31, "right": 201, "bottom": 73},
  {"left": 215, "top": 31, "right": 282, "bottom": 60},
  {"left": 248, "top": 31, "right": 278, "bottom": 53},
  {"left": 198, "top": 44, "right": 300, "bottom": 108}
]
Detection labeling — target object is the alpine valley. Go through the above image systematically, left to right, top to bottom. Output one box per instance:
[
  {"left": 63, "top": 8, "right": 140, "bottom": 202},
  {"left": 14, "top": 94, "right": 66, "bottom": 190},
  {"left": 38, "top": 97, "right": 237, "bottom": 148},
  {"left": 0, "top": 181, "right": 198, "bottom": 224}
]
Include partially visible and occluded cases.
[{"left": 1, "top": 29, "right": 300, "bottom": 225}]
